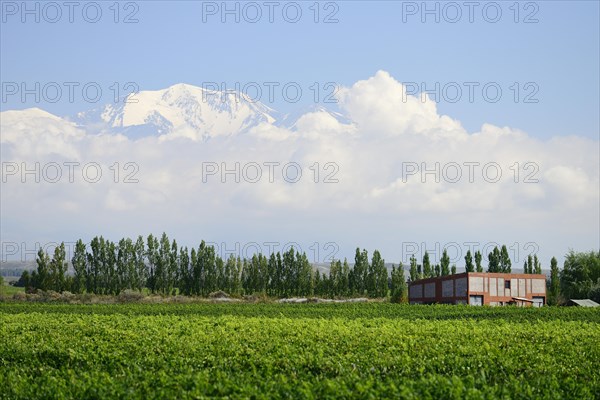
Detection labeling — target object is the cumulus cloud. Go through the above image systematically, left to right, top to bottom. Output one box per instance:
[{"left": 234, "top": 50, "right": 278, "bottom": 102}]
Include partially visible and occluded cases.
[
  {"left": 337, "top": 70, "right": 467, "bottom": 138},
  {"left": 1, "top": 71, "right": 598, "bottom": 265}
]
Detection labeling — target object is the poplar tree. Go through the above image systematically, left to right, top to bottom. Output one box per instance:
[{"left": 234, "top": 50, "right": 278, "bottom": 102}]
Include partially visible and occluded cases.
[
  {"left": 155, "top": 233, "right": 172, "bottom": 294},
  {"left": 146, "top": 234, "right": 159, "bottom": 293},
  {"left": 133, "top": 236, "right": 147, "bottom": 291},
  {"left": 87, "top": 237, "right": 101, "bottom": 293},
  {"left": 116, "top": 238, "right": 131, "bottom": 293},
  {"left": 72, "top": 239, "right": 87, "bottom": 293},
  {"left": 169, "top": 239, "right": 179, "bottom": 295},
  {"left": 105, "top": 240, "right": 117, "bottom": 295},
  {"left": 500, "top": 245, "right": 512, "bottom": 273},
  {"left": 178, "top": 246, "right": 191, "bottom": 295},
  {"left": 34, "top": 247, "right": 52, "bottom": 290},
  {"left": 487, "top": 247, "right": 500, "bottom": 273},
  {"left": 353, "top": 248, "right": 369, "bottom": 295},
  {"left": 441, "top": 249, "right": 450, "bottom": 276},
  {"left": 367, "top": 250, "right": 379, "bottom": 296},
  {"left": 369, "top": 250, "right": 387, "bottom": 297},
  {"left": 464, "top": 250, "right": 474, "bottom": 273},
  {"left": 475, "top": 250, "right": 483, "bottom": 272},
  {"left": 423, "top": 251, "right": 432, "bottom": 278},
  {"left": 275, "top": 252, "right": 283, "bottom": 297},
  {"left": 298, "top": 252, "right": 313, "bottom": 296},
  {"left": 267, "top": 253, "right": 278, "bottom": 296},
  {"left": 224, "top": 254, "right": 236, "bottom": 295},
  {"left": 527, "top": 254, "right": 533, "bottom": 275},
  {"left": 409, "top": 255, "right": 418, "bottom": 282},
  {"left": 533, "top": 255, "right": 542, "bottom": 274},
  {"left": 233, "top": 256, "right": 243, "bottom": 295},
  {"left": 549, "top": 256, "right": 560, "bottom": 304},
  {"left": 341, "top": 258, "right": 350, "bottom": 297},
  {"left": 329, "top": 259, "right": 341, "bottom": 297},
  {"left": 390, "top": 263, "right": 407, "bottom": 303},
  {"left": 314, "top": 269, "right": 322, "bottom": 296}
]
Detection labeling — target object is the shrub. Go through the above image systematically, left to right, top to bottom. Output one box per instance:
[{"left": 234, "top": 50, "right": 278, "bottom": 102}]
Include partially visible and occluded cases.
[{"left": 117, "top": 290, "right": 145, "bottom": 303}]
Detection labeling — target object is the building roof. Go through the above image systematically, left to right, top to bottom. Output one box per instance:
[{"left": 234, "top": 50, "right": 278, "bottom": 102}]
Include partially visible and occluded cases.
[{"left": 568, "top": 299, "right": 600, "bottom": 307}]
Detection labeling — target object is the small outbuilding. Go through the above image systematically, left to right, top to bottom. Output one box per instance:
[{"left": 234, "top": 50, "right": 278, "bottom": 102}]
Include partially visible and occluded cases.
[{"left": 567, "top": 299, "right": 599, "bottom": 307}]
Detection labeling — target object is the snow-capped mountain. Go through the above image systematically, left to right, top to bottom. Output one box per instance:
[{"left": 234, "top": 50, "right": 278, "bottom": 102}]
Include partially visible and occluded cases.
[
  {"left": 75, "top": 83, "right": 279, "bottom": 140},
  {"left": 2, "top": 84, "right": 352, "bottom": 142}
]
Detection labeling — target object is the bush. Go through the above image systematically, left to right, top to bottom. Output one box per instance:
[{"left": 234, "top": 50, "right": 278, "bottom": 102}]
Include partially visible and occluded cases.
[
  {"left": 38, "top": 290, "right": 62, "bottom": 302},
  {"left": 118, "top": 290, "right": 145, "bottom": 302},
  {"left": 209, "top": 290, "right": 230, "bottom": 299},
  {"left": 61, "top": 291, "right": 76, "bottom": 302},
  {"left": 12, "top": 292, "right": 26, "bottom": 301}
]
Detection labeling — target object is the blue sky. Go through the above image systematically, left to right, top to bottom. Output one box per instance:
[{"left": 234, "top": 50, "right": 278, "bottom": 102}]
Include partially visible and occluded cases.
[
  {"left": 1, "top": 1, "right": 599, "bottom": 268},
  {"left": 2, "top": 1, "right": 599, "bottom": 139}
]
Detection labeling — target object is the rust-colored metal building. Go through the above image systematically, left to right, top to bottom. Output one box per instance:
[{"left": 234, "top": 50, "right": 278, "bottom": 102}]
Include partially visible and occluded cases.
[{"left": 408, "top": 272, "right": 546, "bottom": 306}]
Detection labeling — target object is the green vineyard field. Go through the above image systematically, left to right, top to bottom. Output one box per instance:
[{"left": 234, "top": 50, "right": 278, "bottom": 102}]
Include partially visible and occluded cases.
[{"left": 1, "top": 303, "right": 599, "bottom": 399}]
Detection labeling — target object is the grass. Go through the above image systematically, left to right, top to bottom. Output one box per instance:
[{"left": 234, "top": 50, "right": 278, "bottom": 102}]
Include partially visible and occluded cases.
[{"left": 0, "top": 284, "right": 24, "bottom": 297}]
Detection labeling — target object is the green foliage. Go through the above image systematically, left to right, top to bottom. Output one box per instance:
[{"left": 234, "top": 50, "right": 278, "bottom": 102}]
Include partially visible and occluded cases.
[
  {"left": 26, "top": 233, "right": 595, "bottom": 307},
  {"left": 71, "top": 239, "right": 87, "bottom": 293},
  {"left": 49, "top": 243, "right": 68, "bottom": 292},
  {"left": 31, "top": 245, "right": 69, "bottom": 292},
  {"left": 500, "top": 245, "right": 512, "bottom": 273},
  {"left": 485, "top": 246, "right": 512, "bottom": 274},
  {"left": 487, "top": 247, "right": 500, "bottom": 273},
  {"left": 34, "top": 248, "right": 51, "bottom": 290},
  {"left": 351, "top": 248, "right": 369, "bottom": 296},
  {"left": 440, "top": 249, "right": 450, "bottom": 276},
  {"left": 367, "top": 250, "right": 388, "bottom": 297},
  {"left": 464, "top": 250, "right": 474, "bottom": 273},
  {"left": 474, "top": 250, "right": 483, "bottom": 273},
  {"left": 560, "top": 250, "right": 600, "bottom": 300},
  {"left": 422, "top": 251, "right": 432, "bottom": 278},
  {"left": 409, "top": 255, "right": 418, "bottom": 282},
  {"left": 533, "top": 255, "right": 542, "bottom": 274},
  {"left": 548, "top": 257, "right": 561, "bottom": 305},
  {"left": 327, "top": 259, "right": 350, "bottom": 298},
  {"left": 390, "top": 264, "right": 407, "bottom": 303},
  {"left": 14, "top": 270, "right": 31, "bottom": 288},
  {"left": 0, "top": 283, "right": 25, "bottom": 296},
  {"left": 587, "top": 284, "right": 600, "bottom": 303},
  {"left": 1, "top": 303, "right": 599, "bottom": 399}
]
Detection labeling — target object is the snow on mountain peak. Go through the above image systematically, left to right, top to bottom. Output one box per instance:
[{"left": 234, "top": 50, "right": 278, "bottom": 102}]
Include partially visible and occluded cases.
[{"left": 84, "top": 83, "right": 278, "bottom": 140}]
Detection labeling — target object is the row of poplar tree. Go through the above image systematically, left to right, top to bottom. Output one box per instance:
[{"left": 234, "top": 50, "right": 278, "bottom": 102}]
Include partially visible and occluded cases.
[
  {"left": 20, "top": 233, "right": 408, "bottom": 300},
  {"left": 20, "top": 234, "right": 551, "bottom": 300},
  {"left": 407, "top": 245, "right": 544, "bottom": 281}
]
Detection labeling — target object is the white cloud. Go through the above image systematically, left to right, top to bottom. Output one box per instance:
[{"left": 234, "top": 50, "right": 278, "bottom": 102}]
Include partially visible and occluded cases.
[
  {"left": 337, "top": 70, "right": 467, "bottom": 139},
  {"left": 1, "top": 71, "right": 598, "bottom": 265}
]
